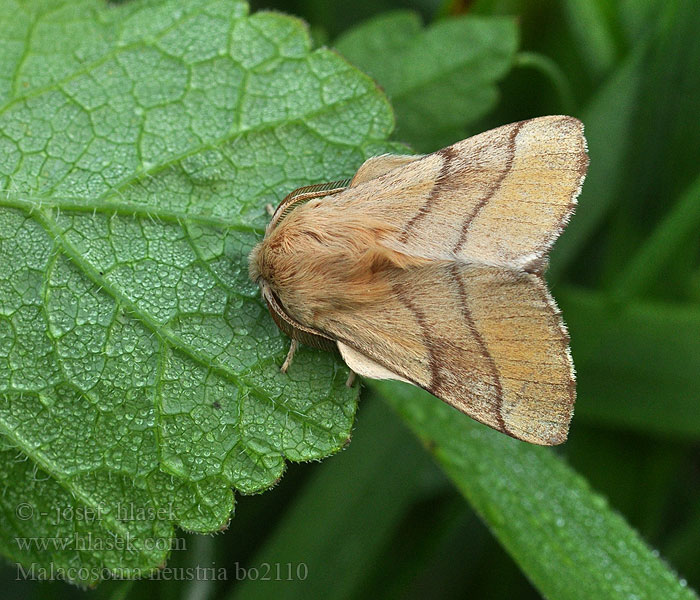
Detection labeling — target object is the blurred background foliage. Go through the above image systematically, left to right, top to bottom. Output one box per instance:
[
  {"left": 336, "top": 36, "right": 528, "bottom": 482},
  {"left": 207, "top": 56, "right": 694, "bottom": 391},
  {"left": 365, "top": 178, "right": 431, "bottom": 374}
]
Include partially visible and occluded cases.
[{"left": 4, "top": 0, "right": 699, "bottom": 598}]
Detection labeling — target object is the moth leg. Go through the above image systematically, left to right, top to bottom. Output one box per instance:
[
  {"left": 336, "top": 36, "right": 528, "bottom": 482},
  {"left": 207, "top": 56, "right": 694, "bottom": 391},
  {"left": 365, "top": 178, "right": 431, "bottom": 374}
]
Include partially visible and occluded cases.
[
  {"left": 265, "top": 203, "right": 275, "bottom": 216},
  {"left": 280, "top": 339, "right": 298, "bottom": 373},
  {"left": 345, "top": 370, "right": 356, "bottom": 388}
]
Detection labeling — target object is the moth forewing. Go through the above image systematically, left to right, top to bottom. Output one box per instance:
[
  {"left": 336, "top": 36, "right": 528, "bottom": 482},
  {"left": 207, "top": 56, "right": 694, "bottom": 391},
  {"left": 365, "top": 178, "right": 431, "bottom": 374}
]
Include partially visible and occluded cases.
[{"left": 249, "top": 115, "right": 588, "bottom": 446}]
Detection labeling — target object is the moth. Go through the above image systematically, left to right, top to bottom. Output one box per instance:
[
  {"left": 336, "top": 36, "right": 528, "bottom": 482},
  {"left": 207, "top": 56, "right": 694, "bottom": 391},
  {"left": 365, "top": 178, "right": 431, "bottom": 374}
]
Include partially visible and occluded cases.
[{"left": 249, "top": 116, "right": 588, "bottom": 445}]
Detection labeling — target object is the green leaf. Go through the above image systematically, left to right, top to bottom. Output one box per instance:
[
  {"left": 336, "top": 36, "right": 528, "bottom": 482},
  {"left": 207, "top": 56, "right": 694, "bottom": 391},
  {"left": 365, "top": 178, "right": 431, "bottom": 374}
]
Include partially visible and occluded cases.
[
  {"left": 0, "top": 0, "right": 396, "bottom": 583},
  {"left": 334, "top": 10, "right": 518, "bottom": 151},
  {"left": 374, "top": 382, "right": 697, "bottom": 600},
  {"left": 227, "top": 394, "right": 441, "bottom": 600}
]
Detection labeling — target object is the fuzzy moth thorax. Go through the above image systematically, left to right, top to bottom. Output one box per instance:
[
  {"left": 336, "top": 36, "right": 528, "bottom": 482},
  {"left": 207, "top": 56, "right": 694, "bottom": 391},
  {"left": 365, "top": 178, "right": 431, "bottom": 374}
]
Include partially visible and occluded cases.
[{"left": 249, "top": 198, "right": 423, "bottom": 325}]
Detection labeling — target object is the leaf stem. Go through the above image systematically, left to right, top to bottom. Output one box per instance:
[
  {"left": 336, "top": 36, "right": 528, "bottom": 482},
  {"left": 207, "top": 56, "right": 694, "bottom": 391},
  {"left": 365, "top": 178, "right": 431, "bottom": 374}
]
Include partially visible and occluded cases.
[{"left": 514, "top": 51, "right": 576, "bottom": 114}]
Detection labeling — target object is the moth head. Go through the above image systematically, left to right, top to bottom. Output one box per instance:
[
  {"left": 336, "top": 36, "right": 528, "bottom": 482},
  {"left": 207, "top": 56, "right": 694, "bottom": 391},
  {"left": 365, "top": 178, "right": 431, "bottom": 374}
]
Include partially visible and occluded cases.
[
  {"left": 249, "top": 187, "right": 329, "bottom": 289},
  {"left": 248, "top": 206, "right": 339, "bottom": 353},
  {"left": 248, "top": 219, "right": 307, "bottom": 299},
  {"left": 248, "top": 236, "right": 283, "bottom": 296}
]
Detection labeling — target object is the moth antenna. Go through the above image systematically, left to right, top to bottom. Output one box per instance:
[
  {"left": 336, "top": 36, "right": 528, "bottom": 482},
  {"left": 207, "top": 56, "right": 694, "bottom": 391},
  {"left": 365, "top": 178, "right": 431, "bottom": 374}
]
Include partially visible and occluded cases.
[{"left": 280, "top": 339, "right": 299, "bottom": 373}]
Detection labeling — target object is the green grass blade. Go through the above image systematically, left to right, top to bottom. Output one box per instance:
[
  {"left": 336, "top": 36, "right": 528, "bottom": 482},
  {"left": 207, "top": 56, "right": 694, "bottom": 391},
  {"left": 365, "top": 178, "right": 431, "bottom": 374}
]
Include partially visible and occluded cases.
[
  {"left": 561, "top": 0, "right": 618, "bottom": 79},
  {"left": 548, "top": 40, "right": 647, "bottom": 280},
  {"left": 611, "top": 169, "right": 700, "bottom": 300},
  {"left": 559, "top": 286, "right": 700, "bottom": 437},
  {"left": 374, "top": 381, "right": 697, "bottom": 600}
]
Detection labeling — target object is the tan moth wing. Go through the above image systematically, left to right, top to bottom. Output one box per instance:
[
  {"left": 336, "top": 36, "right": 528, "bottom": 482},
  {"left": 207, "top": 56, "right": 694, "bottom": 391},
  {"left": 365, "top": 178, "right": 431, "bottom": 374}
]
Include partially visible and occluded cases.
[
  {"left": 336, "top": 115, "right": 588, "bottom": 271},
  {"left": 340, "top": 116, "right": 584, "bottom": 444},
  {"left": 349, "top": 154, "right": 422, "bottom": 186},
  {"left": 322, "top": 263, "right": 574, "bottom": 445}
]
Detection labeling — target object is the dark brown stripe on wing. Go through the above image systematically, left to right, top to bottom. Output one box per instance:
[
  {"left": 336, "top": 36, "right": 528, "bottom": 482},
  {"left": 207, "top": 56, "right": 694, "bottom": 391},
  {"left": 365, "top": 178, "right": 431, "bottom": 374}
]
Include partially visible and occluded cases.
[
  {"left": 452, "top": 121, "right": 524, "bottom": 255},
  {"left": 398, "top": 147, "right": 457, "bottom": 244},
  {"left": 450, "top": 264, "right": 508, "bottom": 434},
  {"left": 392, "top": 281, "right": 442, "bottom": 391}
]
